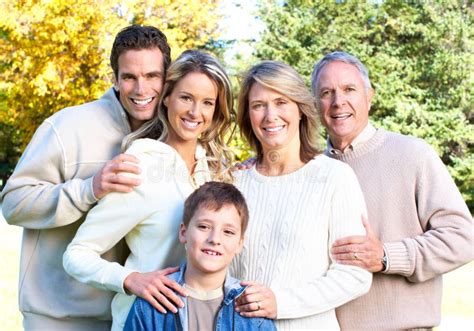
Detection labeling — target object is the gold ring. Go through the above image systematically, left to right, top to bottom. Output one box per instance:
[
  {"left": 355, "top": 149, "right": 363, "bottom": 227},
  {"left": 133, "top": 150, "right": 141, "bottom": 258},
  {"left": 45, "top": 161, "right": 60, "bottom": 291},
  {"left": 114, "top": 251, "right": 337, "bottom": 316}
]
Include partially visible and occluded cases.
[
  {"left": 353, "top": 252, "right": 358, "bottom": 260},
  {"left": 256, "top": 301, "right": 261, "bottom": 311}
]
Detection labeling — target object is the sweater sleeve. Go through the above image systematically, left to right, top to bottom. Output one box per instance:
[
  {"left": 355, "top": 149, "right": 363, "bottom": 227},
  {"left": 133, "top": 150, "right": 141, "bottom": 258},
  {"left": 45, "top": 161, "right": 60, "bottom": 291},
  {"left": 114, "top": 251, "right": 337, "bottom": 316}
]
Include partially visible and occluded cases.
[
  {"left": 1, "top": 120, "right": 97, "bottom": 229},
  {"left": 383, "top": 144, "right": 473, "bottom": 282},
  {"left": 273, "top": 164, "right": 372, "bottom": 319},
  {"left": 63, "top": 184, "right": 148, "bottom": 294}
]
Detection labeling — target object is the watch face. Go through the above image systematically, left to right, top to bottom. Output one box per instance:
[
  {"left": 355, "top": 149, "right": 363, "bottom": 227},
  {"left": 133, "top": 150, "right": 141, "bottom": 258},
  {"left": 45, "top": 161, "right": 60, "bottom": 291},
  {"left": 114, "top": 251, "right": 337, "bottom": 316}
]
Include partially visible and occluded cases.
[{"left": 381, "top": 255, "right": 388, "bottom": 271}]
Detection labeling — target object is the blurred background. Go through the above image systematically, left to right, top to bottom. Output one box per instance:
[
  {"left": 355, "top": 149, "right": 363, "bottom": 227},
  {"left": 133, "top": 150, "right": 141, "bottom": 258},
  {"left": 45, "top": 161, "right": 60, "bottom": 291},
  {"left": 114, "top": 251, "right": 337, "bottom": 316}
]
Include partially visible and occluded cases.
[{"left": 0, "top": 0, "right": 472, "bottom": 330}]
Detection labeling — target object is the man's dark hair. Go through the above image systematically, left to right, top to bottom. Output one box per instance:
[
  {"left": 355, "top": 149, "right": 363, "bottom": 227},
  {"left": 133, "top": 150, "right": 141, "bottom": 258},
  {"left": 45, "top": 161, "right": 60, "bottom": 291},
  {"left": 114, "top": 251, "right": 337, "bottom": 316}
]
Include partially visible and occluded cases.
[
  {"left": 110, "top": 25, "right": 171, "bottom": 79},
  {"left": 182, "top": 182, "right": 249, "bottom": 237}
]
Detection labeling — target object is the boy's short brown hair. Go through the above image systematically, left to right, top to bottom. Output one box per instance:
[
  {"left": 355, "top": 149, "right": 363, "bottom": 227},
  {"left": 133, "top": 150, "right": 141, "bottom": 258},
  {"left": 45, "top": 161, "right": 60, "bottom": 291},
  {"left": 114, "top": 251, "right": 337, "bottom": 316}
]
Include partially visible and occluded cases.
[{"left": 182, "top": 182, "right": 249, "bottom": 237}]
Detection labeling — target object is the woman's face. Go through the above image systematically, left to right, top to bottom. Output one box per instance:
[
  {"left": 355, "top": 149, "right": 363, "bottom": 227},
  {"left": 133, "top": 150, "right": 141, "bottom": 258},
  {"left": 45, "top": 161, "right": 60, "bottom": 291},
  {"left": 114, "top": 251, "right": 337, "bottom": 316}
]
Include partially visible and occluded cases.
[
  {"left": 165, "top": 71, "right": 218, "bottom": 145},
  {"left": 248, "top": 82, "right": 301, "bottom": 153}
]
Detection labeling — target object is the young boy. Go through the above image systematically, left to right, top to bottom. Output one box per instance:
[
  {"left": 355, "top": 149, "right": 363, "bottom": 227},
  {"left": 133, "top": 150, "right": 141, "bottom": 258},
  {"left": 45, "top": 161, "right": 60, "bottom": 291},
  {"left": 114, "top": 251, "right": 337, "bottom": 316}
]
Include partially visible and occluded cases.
[{"left": 124, "top": 181, "right": 276, "bottom": 331}]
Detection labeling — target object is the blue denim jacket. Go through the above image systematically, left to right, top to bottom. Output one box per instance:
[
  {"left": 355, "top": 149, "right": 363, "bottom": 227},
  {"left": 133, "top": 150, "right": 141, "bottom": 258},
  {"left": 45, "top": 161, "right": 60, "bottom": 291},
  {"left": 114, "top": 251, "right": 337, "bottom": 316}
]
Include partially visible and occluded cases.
[{"left": 124, "top": 263, "right": 276, "bottom": 331}]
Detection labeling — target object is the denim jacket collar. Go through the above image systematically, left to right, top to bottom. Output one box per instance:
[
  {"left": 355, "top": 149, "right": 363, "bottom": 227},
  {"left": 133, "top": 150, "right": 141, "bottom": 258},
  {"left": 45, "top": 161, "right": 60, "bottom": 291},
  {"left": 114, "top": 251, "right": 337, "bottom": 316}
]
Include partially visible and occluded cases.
[{"left": 171, "top": 262, "right": 246, "bottom": 331}]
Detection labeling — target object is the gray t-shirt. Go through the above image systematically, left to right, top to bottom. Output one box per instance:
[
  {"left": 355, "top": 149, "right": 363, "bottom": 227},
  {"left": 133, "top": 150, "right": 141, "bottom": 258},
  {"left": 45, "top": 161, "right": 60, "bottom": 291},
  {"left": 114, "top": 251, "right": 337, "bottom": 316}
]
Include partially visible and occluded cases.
[{"left": 185, "top": 284, "right": 224, "bottom": 331}]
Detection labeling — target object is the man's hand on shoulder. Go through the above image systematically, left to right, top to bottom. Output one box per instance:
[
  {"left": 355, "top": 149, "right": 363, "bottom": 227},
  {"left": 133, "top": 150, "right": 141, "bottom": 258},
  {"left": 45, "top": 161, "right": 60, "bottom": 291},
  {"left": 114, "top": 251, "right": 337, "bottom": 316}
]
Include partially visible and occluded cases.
[
  {"left": 92, "top": 153, "right": 141, "bottom": 199},
  {"left": 331, "top": 216, "right": 385, "bottom": 273}
]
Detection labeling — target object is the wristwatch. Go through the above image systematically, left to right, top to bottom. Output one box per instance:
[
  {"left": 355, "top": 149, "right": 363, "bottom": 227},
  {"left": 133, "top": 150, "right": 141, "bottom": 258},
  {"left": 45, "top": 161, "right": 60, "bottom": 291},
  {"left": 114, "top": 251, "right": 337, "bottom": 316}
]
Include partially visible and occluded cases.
[{"left": 381, "top": 250, "right": 388, "bottom": 272}]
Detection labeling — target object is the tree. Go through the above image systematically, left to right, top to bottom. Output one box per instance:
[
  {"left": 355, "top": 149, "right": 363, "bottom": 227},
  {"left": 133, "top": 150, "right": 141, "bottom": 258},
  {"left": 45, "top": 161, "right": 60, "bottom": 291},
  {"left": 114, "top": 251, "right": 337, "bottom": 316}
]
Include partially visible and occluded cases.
[
  {"left": 0, "top": 0, "right": 221, "bottom": 182},
  {"left": 253, "top": 0, "right": 473, "bottom": 209}
]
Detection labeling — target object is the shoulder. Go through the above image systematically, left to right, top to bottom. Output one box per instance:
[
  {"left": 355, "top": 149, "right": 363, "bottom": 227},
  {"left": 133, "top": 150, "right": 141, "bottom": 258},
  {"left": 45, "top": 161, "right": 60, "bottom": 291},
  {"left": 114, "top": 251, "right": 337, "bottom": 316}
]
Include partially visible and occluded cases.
[
  {"left": 46, "top": 89, "right": 121, "bottom": 130},
  {"left": 380, "top": 129, "right": 433, "bottom": 155},
  {"left": 376, "top": 130, "right": 442, "bottom": 172},
  {"left": 125, "top": 139, "right": 172, "bottom": 157},
  {"left": 125, "top": 139, "right": 176, "bottom": 170},
  {"left": 308, "top": 154, "right": 357, "bottom": 178},
  {"left": 231, "top": 166, "right": 254, "bottom": 184},
  {"left": 125, "top": 297, "right": 173, "bottom": 329},
  {"left": 129, "top": 297, "right": 157, "bottom": 317}
]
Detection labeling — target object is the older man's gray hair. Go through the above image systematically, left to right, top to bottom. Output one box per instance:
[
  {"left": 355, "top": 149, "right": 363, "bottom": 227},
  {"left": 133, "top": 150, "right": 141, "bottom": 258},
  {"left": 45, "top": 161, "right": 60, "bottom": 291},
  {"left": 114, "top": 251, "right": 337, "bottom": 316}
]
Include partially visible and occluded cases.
[{"left": 311, "top": 51, "right": 372, "bottom": 95}]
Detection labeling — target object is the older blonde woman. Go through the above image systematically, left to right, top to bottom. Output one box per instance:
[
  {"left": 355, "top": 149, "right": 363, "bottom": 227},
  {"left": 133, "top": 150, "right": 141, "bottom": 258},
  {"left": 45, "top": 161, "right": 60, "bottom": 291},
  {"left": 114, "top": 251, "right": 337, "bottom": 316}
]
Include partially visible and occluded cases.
[
  {"left": 63, "top": 50, "right": 234, "bottom": 331},
  {"left": 230, "top": 61, "right": 372, "bottom": 330}
]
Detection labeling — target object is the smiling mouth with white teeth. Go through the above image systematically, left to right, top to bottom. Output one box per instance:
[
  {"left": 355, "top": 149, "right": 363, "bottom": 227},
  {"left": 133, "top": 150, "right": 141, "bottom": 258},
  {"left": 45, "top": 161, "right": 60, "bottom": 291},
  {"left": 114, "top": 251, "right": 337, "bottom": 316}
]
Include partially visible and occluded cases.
[
  {"left": 131, "top": 97, "right": 154, "bottom": 105},
  {"left": 331, "top": 113, "right": 352, "bottom": 120},
  {"left": 182, "top": 118, "right": 201, "bottom": 129},
  {"left": 263, "top": 125, "right": 285, "bottom": 132},
  {"left": 202, "top": 249, "right": 222, "bottom": 256}
]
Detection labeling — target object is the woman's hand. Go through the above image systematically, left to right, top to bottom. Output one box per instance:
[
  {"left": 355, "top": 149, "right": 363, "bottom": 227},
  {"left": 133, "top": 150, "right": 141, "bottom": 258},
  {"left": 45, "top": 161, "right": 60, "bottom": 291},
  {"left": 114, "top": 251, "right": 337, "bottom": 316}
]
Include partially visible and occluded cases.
[
  {"left": 232, "top": 157, "right": 257, "bottom": 171},
  {"left": 123, "top": 267, "right": 187, "bottom": 313},
  {"left": 235, "top": 281, "right": 277, "bottom": 319}
]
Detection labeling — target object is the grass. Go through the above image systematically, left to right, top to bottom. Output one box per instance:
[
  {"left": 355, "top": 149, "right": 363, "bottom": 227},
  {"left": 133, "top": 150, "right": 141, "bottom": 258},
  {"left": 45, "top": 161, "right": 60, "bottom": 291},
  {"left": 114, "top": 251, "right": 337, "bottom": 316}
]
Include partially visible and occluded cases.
[{"left": 0, "top": 208, "right": 473, "bottom": 330}]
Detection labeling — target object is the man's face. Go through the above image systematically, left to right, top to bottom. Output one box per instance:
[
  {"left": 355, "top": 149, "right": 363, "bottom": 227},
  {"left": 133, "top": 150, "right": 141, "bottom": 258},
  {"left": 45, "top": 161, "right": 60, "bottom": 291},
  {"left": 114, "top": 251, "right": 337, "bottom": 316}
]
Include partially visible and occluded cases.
[
  {"left": 114, "top": 48, "right": 165, "bottom": 131},
  {"left": 315, "top": 61, "right": 373, "bottom": 151}
]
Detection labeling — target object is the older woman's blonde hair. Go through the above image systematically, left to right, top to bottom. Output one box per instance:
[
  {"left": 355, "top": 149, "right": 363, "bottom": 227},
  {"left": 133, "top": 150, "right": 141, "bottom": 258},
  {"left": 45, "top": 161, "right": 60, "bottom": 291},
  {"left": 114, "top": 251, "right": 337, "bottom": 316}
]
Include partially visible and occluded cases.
[
  {"left": 123, "top": 50, "right": 235, "bottom": 182},
  {"left": 237, "top": 61, "right": 320, "bottom": 163}
]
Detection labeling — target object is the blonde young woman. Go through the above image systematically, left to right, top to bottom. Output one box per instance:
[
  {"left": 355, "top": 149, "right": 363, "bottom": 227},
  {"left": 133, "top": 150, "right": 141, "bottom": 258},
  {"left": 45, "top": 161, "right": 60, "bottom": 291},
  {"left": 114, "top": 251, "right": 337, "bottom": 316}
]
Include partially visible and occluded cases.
[
  {"left": 63, "top": 50, "right": 234, "bottom": 331},
  {"left": 230, "top": 61, "right": 372, "bottom": 330}
]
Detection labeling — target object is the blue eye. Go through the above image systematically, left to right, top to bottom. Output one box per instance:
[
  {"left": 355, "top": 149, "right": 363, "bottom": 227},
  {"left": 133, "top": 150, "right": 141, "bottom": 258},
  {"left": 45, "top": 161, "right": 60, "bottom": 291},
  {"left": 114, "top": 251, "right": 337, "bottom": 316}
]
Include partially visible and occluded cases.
[{"left": 320, "top": 90, "right": 330, "bottom": 98}]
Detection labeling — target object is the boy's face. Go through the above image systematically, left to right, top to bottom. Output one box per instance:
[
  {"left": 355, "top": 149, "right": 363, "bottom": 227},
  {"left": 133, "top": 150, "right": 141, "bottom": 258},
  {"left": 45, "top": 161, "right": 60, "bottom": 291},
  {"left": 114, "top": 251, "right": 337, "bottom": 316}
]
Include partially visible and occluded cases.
[{"left": 179, "top": 204, "right": 244, "bottom": 277}]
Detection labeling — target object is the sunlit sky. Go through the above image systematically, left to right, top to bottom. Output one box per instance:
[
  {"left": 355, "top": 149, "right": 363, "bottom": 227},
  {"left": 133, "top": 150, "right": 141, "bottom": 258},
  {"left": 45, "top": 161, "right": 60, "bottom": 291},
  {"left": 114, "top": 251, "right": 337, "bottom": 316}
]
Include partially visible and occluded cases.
[{"left": 218, "top": 1, "right": 265, "bottom": 63}]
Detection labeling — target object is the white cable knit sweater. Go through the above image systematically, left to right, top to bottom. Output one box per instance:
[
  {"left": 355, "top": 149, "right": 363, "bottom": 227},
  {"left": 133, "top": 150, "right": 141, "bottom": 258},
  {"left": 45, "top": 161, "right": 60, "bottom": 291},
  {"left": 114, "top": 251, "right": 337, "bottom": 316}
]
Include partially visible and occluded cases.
[{"left": 231, "top": 154, "right": 372, "bottom": 330}]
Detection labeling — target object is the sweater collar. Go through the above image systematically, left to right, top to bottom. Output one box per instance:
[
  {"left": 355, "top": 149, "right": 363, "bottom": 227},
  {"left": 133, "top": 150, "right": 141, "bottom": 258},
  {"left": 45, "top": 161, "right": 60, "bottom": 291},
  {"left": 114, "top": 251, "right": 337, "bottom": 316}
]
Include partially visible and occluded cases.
[
  {"left": 101, "top": 87, "right": 132, "bottom": 134},
  {"left": 327, "top": 122, "right": 377, "bottom": 155},
  {"left": 325, "top": 127, "right": 387, "bottom": 162}
]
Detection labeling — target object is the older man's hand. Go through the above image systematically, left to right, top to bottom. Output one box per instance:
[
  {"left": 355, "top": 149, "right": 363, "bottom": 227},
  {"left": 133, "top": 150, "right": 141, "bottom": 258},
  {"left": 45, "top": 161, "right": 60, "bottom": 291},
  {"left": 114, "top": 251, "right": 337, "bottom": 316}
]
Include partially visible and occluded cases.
[{"left": 331, "top": 217, "right": 385, "bottom": 273}]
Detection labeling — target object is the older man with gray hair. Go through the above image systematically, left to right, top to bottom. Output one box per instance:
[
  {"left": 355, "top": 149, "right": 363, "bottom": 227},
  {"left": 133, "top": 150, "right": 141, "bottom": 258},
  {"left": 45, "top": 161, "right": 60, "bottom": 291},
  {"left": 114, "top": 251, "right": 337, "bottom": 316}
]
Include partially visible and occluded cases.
[{"left": 311, "top": 51, "right": 473, "bottom": 330}]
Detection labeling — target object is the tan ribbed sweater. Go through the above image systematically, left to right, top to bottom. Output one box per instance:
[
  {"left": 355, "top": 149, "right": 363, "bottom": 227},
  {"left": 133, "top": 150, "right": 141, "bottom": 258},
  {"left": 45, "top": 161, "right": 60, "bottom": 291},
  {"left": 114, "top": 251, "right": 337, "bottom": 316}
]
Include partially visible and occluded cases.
[
  {"left": 330, "top": 128, "right": 473, "bottom": 330},
  {"left": 231, "top": 155, "right": 372, "bottom": 330}
]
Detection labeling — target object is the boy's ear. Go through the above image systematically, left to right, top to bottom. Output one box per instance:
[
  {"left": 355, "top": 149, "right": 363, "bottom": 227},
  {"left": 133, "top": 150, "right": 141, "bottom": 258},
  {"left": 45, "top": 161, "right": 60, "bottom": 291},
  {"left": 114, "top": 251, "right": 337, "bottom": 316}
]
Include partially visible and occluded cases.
[
  {"left": 179, "top": 223, "right": 187, "bottom": 244},
  {"left": 236, "top": 237, "right": 244, "bottom": 254}
]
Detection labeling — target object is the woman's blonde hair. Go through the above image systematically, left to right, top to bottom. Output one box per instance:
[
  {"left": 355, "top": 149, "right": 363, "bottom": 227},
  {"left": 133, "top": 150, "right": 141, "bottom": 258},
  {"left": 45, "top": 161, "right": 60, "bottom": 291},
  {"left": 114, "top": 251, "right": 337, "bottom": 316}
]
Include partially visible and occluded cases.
[
  {"left": 123, "top": 50, "right": 235, "bottom": 182},
  {"left": 237, "top": 61, "right": 320, "bottom": 163}
]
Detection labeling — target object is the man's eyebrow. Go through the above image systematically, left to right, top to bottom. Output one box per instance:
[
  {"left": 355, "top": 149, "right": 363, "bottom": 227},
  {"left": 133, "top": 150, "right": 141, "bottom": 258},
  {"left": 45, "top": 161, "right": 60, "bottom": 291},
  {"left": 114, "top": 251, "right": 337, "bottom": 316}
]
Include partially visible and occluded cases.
[
  {"left": 147, "top": 70, "right": 163, "bottom": 76},
  {"left": 120, "top": 72, "right": 136, "bottom": 78}
]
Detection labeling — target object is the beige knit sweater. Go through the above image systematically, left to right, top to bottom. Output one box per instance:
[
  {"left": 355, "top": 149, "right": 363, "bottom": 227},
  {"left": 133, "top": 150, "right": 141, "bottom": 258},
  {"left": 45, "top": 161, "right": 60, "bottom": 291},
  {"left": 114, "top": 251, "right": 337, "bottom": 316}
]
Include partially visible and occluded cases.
[
  {"left": 1, "top": 89, "right": 131, "bottom": 330},
  {"left": 330, "top": 128, "right": 473, "bottom": 330}
]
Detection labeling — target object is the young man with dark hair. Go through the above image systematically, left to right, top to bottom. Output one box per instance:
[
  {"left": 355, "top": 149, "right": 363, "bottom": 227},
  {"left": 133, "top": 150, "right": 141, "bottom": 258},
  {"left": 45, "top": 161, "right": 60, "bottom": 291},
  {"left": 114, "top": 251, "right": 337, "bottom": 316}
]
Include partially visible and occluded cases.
[
  {"left": 1, "top": 25, "right": 174, "bottom": 330},
  {"left": 124, "top": 182, "right": 276, "bottom": 331}
]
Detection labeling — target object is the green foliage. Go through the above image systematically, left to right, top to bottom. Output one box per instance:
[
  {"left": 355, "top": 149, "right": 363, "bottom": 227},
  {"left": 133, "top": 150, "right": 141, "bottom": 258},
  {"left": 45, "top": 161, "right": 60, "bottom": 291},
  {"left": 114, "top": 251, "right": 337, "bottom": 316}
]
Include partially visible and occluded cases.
[
  {"left": 0, "top": 0, "right": 221, "bottom": 182},
  {"left": 253, "top": 0, "right": 473, "bottom": 210}
]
